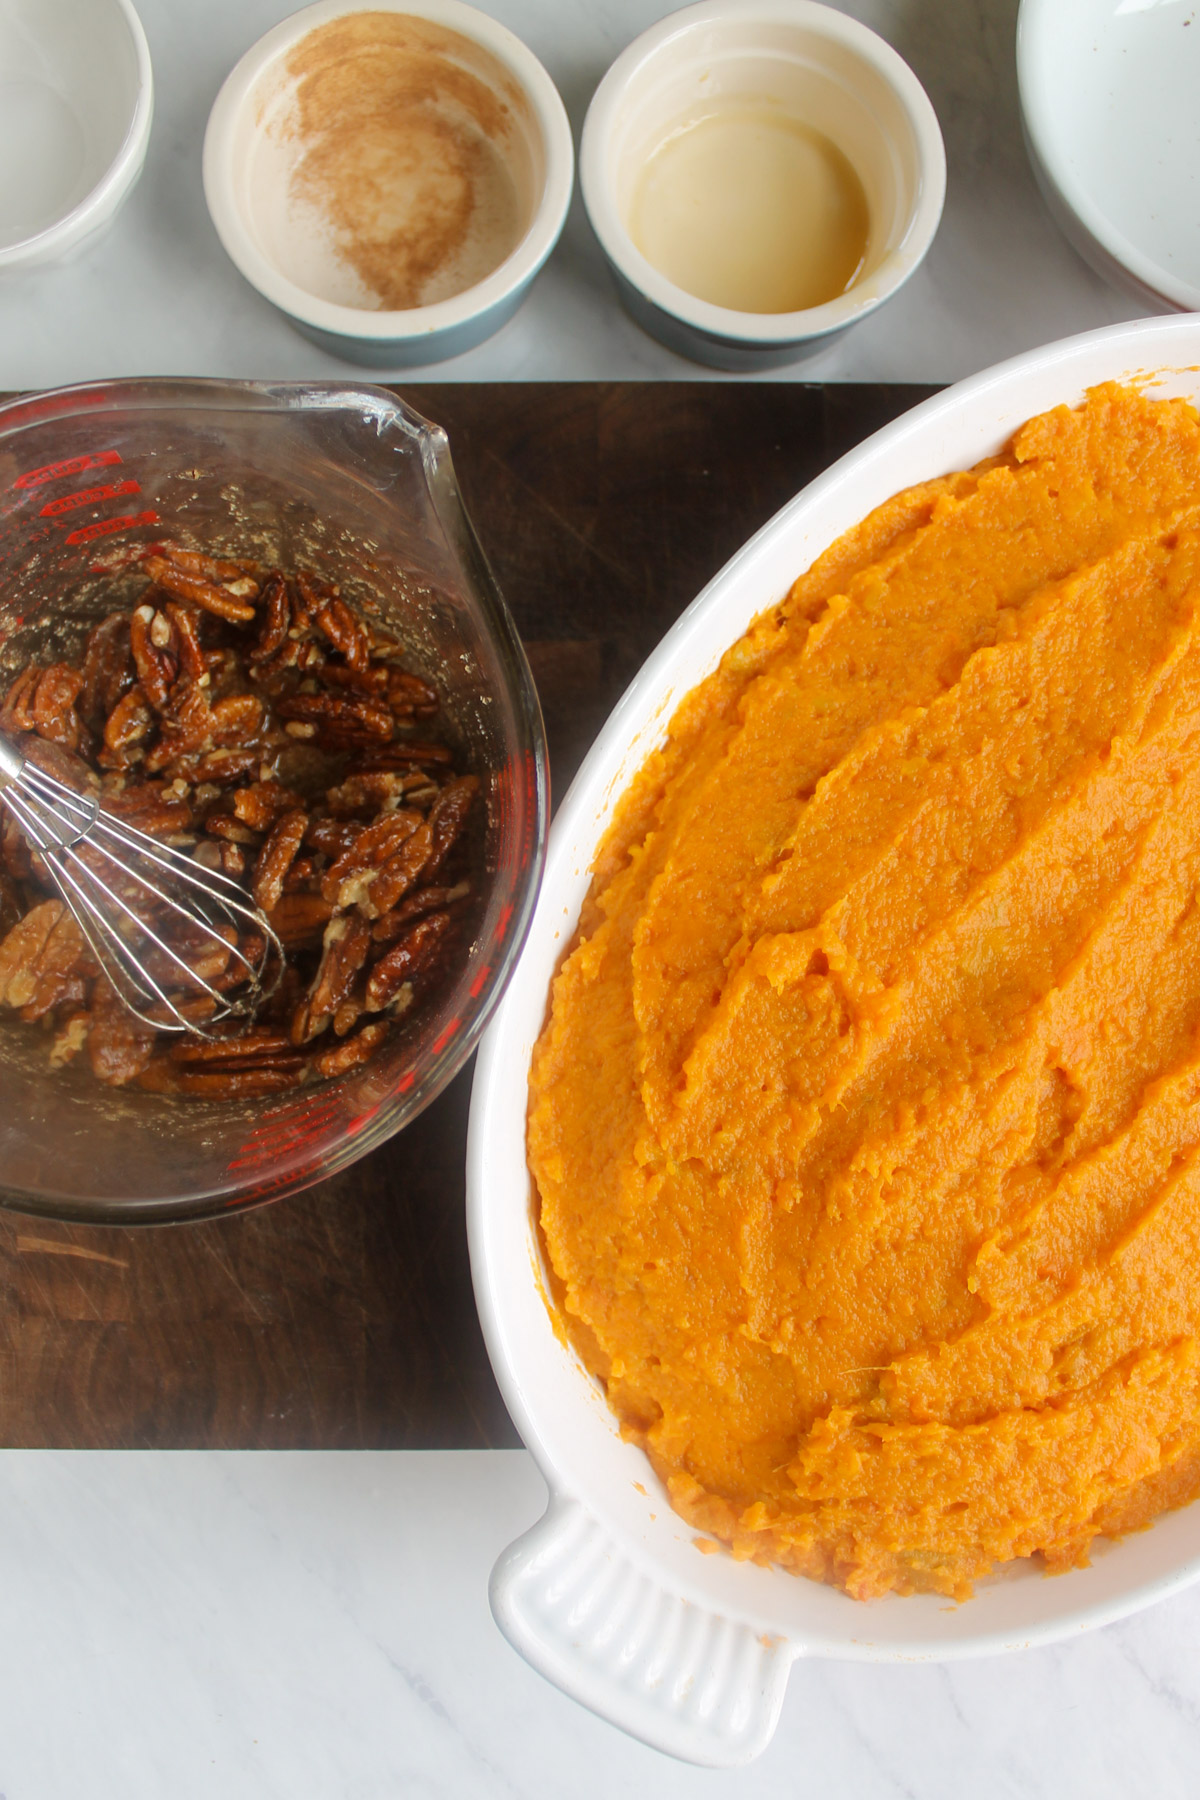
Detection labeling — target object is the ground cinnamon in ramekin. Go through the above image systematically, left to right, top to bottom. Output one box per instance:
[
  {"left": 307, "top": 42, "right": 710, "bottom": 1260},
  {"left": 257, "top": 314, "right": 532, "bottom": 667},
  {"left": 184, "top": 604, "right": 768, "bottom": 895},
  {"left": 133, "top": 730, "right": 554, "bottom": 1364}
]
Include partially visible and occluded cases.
[{"left": 281, "top": 11, "right": 529, "bottom": 309}]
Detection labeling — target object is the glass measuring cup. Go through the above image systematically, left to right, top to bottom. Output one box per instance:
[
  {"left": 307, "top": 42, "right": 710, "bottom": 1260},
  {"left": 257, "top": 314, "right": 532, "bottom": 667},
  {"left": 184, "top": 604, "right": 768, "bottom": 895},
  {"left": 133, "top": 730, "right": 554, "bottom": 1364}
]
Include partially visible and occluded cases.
[{"left": 0, "top": 378, "right": 547, "bottom": 1222}]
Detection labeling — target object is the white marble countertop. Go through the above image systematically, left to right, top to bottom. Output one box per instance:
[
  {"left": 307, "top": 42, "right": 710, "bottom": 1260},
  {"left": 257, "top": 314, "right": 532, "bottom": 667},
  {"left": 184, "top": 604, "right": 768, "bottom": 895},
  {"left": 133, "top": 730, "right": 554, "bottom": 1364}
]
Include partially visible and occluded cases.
[
  {"left": 0, "top": 0, "right": 1156, "bottom": 391},
  {"left": 1, "top": 2, "right": 1196, "bottom": 1795},
  {"left": 4, "top": 1450, "right": 1198, "bottom": 1799}
]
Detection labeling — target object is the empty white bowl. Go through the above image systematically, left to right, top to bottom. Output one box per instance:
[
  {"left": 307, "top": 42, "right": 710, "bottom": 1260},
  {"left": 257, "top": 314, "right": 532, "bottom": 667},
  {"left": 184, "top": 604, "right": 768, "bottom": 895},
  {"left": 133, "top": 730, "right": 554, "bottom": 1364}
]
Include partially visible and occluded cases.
[
  {"left": 0, "top": 0, "right": 153, "bottom": 269},
  {"left": 203, "top": 0, "right": 573, "bottom": 367},
  {"left": 580, "top": 0, "right": 945, "bottom": 371},
  {"left": 1018, "top": 0, "right": 1200, "bottom": 311}
]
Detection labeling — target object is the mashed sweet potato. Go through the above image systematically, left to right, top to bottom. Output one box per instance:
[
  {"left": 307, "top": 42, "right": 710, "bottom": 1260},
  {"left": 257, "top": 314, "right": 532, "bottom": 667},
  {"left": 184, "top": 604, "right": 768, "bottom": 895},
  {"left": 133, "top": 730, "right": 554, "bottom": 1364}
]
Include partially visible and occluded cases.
[{"left": 527, "top": 383, "right": 1200, "bottom": 1601}]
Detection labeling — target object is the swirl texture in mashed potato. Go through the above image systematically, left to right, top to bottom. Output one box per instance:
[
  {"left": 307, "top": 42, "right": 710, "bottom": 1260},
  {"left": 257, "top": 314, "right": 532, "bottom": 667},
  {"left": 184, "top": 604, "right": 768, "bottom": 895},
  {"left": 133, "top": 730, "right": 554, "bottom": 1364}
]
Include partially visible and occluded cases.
[{"left": 528, "top": 383, "right": 1200, "bottom": 1600}]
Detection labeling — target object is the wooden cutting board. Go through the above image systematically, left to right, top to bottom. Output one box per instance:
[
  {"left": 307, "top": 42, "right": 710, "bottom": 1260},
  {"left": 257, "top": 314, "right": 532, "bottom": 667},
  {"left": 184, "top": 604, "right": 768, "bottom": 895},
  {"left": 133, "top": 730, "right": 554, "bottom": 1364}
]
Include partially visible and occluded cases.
[{"left": 0, "top": 381, "right": 936, "bottom": 1449}]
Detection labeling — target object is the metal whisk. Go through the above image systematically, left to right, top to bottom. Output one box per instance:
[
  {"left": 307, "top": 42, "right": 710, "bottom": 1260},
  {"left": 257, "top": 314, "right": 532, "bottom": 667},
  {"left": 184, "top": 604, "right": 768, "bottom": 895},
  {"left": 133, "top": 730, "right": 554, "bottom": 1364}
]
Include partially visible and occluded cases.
[{"left": 0, "top": 731, "right": 282, "bottom": 1037}]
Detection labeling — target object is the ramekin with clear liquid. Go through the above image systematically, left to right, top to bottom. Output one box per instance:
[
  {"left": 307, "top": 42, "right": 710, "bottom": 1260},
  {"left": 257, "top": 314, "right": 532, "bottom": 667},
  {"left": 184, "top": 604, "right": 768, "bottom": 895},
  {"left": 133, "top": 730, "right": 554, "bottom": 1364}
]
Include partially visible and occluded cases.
[{"left": 0, "top": 378, "right": 547, "bottom": 1223}]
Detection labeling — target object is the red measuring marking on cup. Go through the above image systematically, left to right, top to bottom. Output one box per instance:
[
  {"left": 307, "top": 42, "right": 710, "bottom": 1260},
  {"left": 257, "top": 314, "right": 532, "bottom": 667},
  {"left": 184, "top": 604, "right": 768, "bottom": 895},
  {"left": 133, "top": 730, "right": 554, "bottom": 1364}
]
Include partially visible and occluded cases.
[
  {"left": 7, "top": 448, "right": 157, "bottom": 556},
  {"left": 12, "top": 449, "right": 123, "bottom": 491},
  {"left": 39, "top": 479, "right": 141, "bottom": 518},
  {"left": 65, "top": 510, "right": 157, "bottom": 546},
  {"left": 225, "top": 1092, "right": 386, "bottom": 1198},
  {"left": 226, "top": 1093, "right": 346, "bottom": 1173}
]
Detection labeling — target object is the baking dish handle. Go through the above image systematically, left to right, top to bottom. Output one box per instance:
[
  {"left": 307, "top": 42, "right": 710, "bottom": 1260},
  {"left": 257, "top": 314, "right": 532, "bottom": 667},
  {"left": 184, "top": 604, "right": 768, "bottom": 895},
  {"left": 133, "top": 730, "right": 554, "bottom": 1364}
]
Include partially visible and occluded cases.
[{"left": 489, "top": 1493, "right": 796, "bottom": 1766}]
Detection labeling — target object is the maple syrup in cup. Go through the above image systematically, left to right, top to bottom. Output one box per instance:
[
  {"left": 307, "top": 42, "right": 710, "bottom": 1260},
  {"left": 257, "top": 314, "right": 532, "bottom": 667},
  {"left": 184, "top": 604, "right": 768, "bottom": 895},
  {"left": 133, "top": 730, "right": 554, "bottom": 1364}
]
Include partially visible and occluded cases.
[
  {"left": 579, "top": 0, "right": 945, "bottom": 370},
  {"left": 629, "top": 102, "right": 869, "bottom": 314}
]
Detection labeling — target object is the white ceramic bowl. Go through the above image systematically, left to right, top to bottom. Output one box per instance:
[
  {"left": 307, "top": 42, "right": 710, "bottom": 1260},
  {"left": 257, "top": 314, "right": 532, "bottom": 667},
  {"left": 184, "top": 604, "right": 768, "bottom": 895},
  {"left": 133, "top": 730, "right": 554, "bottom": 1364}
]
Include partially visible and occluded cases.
[
  {"left": 0, "top": 0, "right": 152, "bottom": 269},
  {"left": 203, "top": 0, "right": 573, "bottom": 367},
  {"left": 579, "top": 0, "right": 945, "bottom": 372},
  {"left": 1018, "top": 0, "right": 1200, "bottom": 311},
  {"left": 468, "top": 313, "right": 1200, "bottom": 1766}
]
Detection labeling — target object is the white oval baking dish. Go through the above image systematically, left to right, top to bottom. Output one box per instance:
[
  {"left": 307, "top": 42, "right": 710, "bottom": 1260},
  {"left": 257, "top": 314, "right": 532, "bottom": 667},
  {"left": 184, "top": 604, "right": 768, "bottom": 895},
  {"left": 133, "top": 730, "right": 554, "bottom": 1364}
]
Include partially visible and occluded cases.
[{"left": 467, "top": 313, "right": 1200, "bottom": 1767}]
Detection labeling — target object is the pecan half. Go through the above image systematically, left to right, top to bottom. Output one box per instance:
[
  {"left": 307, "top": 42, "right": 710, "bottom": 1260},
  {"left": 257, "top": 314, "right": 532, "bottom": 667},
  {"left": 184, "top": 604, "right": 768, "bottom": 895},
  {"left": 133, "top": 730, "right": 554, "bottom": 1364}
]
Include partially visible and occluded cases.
[
  {"left": 153, "top": 547, "right": 260, "bottom": 585},
  {"left": 142, "top": 554, "right": 257, "bottom": 623},
  {"left": 293, "top": 570, "right": 332, "bottom": 631},
  {"left": 249, "top": 572, "right": 291, "bottom": 662},
  {"left": 314, "top": 595, "right": 370, "bottom": 672},
  {"left": 164, "top": 602, "right": 208, "bottom": 684},
  {"left": 130, "top": 604, "right": 178, "bottom": 710},
  {"left": 79, "top": 614, "right": 134, "bottom": 729},
  {"left": 251, "top": 637, "right": 328, "bottom": 688},
  {"left": 318, "top": 663, "right": 390, "bottom": 697},
  {"left": 28, "top": 664, "right": 86, "bottom": 752},
  {"left": 0, "top": 665, "right": 39, "bottom": 734},
  {"left": 384, "top": 668, "right": 439, "bottom": 716},
  {"left": 142, "top": 681, "right": 212, "bottom": 772},
  {"left": 101, "top": 684, "right": 155, "bottom": 764},
  {"left": 277, "top": 691, "right": 393, "bottom": 744},
  {"left": 210, "top": 693, "right": 264, "bottom": 748},
  {"left": 20, "top": 734, "right": 99, "bottom": 793},
  {"left": 359, "top": 740, "right": 454, "bottom": 769},
  {"left": 169, "top": 747, "right": 261, "bottom": 787},
  {"left": 324, "top": 770, "right": 414, "bottom": 817},
  {"left": 425, "top": 775, "right": 478, "bottom": 879},
  {"left": 232, "top": 780, "right": 303, "bottom": 833},
  {"left": 100, "top": 782, "right": 193, "bottom": 838},
  {"left": 253, "top": 808, "right": 308, "bottom": 912},
  {"left": 320, "top": 811, "right": 422, "bottom": 909},
  {"left": 205, "top": 813, "right": 261, "bottom": 847},
  {"left": 304, "top": 816, "right": 361, "bottom": 860},
  {"left": 363, "top": 818, "right": 432, "bottom": 918},
  {"left": 371, "top": 882, "right": 468, "bottom": 942},
  {"left": 267, "top": 890, "right": 336, "bottom": 949},
  {"left": 0, "top": 900, "right": 88, "bottom": 1016},
  {"left": 364, "top": 911, "right": 451, "bottom": 1011},
  {"left": 290, "top": 913, "right": 372, "bottom": 1044},
  {"left": 139, "top": 920, "right": 234, "bottom": 993},
  {"left": 89, "top": 978, "right": 157, "bottom": 1086},
  {"left": 331, "top": 984, "right": 368, "bottom": 1037},
  {"left": 313, "top": 1019, "right": 389, "bottom": 1078},
  {"left": 168, "top": 1029, "right": 297, "bottom": 1067},
  {"left": 138, "top": 1062, "right": 304, "bottom": 1098}
]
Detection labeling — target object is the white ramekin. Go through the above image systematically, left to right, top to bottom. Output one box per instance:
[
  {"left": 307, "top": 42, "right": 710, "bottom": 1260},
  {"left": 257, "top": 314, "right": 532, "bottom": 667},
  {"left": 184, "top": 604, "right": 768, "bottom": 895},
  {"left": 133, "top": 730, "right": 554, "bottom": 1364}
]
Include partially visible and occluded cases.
[
  {"left": 0, "top": 0, "right": 153, "bottom": 270},
  {"left": 202, "top": 0, "right": 573, "bottom": 367},
  {"left": 579, "top": 0, "right": 945, "bottom": 371},
  {"left": 1018, "top": 0, "right": 1200, "bottom": 313},
  {"left": 468, "top": 313, "right": 1200, "bottom": 1766}
]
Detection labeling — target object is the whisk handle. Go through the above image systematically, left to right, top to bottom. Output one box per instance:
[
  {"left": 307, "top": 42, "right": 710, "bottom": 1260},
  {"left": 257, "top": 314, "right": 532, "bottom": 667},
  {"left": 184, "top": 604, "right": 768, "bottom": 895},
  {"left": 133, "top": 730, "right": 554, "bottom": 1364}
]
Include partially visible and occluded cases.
[{"left": 0, "top": 732, "right": 24, "bottom": 788}]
